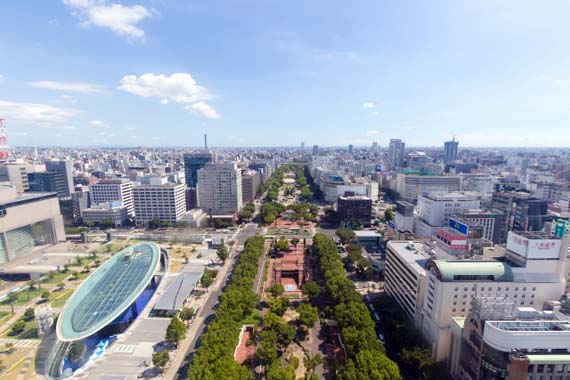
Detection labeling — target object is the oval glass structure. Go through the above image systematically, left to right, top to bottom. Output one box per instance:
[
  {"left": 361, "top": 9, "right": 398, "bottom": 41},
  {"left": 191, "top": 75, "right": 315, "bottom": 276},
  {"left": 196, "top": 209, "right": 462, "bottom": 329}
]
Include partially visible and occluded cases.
[{"left": 57, "top": 242, "right": 160, "bottom": 341}]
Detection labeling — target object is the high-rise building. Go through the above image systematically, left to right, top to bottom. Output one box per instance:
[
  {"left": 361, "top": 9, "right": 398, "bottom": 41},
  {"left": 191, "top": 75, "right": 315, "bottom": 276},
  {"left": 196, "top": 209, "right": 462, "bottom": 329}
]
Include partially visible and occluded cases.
[
  {"left": 443, "top": 138, "right": 459, "bottom": 164},
  {"left": 388, "top": 139, "right": 406, "bottom": 168},
  {"left": 371, "top": 141, "right": 379, "bottom": 154},
  {"left": 301, "top": 142, "right": 305, "bottom": 152},
  {"left": 348, "top": 144, "right": 353, "bottom": 154},
  {"left": 312, "top": 145, "right": 319, "bottom": 155},
  {"left": 183, "top": 152, "right": 215, "bottom": 188},
  {"left": 45, "top": 160, "right": 74, "bottom": 196},
  {"left": 0, "top": 163, "right": 30, "bottom": 193},
  {"left": 198, "top": 163, "right": 242, "bottom": 215},
  {"left": 241, "top": 169, "right": 260, "bottom": 204},
  {"left": 28, "top": 172, "right": 67, "bottom": 198},
  {"left": 89, "top": 179, "right": 134, "bottom": 217},
  {"left": 133, "top": 184, "right": 186, "bottom": 227},
  {"left": 71, "top": 189, "right": 90, "bottom": 223},
  {"left": 491, "top": 191, "right": 551, "bottom": 242},
  {"left": 385, "top": 231, "right": 569, "bottom": 363}
]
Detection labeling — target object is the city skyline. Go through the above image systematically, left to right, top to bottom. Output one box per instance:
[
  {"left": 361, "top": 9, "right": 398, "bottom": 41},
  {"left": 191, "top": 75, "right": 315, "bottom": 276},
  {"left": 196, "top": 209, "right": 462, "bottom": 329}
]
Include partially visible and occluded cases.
[{"left": 2, "top": 0, "right": 570, "bottom": 147}]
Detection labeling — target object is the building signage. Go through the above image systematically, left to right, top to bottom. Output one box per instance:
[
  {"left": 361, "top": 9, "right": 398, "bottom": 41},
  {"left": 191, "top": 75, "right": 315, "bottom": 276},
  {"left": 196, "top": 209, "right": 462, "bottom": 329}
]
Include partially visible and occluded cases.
[{"left": 449, "top": 218, "right": 469, "bottom": 235}]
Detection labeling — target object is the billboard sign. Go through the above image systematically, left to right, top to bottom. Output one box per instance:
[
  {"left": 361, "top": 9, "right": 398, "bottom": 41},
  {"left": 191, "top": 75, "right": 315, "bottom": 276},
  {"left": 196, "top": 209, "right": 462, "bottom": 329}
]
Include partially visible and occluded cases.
[{"left": 449, "top": 218, "right": 469, "bottom": 235}]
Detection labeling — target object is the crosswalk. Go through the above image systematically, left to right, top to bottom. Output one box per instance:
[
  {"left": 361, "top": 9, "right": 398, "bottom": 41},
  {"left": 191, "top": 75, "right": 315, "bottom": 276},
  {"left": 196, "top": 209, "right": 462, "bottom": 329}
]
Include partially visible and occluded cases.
[
  {"left": 0, "top": 338, "right": 40, "bottom": 348},
  {"left": 113, "top": 344, "right": 137, "bottom": 354}
]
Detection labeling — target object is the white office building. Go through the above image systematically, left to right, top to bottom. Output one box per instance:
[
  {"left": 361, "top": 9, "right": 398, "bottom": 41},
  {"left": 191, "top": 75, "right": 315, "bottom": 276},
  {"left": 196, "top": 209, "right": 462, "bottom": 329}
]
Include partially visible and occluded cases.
[
  {"left": 197, "top": 163, "right": 243, "bottom": 215},
  {"left": 395, "top": 173, "right": 462, "bottom": 203},
  {"left": 89, "top": 179, "right": 134, "bottom": 217},
  {"left": 133, "top": 183, "right": 186, "bottom": 227},
  {"left": 415, "top": 192, "right": 481, "bottom": 237},
  {"left": 81, "top": 201, "right": 129, "bottom": 228},
  {"left": 419, "top": 231, "right": 569, "bottom": 362},
  {"left": 384, "top": 241, "right": 432, "bottom": 322},
  {"left": 450, "top": 297, "right": 570, "bottom": 380}
]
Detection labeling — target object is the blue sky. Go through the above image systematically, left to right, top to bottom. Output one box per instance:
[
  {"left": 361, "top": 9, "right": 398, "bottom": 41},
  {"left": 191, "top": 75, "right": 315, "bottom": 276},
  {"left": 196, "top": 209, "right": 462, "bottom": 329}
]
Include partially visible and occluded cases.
[{"left": 1, "top": 0, "right": 570, "bottom": 147}]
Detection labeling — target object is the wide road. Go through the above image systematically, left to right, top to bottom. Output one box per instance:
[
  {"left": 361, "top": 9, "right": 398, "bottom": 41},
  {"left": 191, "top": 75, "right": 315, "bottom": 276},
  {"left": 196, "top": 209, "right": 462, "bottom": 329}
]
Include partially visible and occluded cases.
[{"left": 173, "top": 223, "right": 258, "bottom": 380}]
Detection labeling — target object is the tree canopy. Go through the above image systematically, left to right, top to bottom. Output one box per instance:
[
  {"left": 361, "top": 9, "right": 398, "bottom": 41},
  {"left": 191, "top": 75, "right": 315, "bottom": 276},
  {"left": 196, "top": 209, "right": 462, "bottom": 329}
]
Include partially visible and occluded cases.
[
  {"left": 312, "top": 233, "right": 399, "bottom": 380},
  {"left": 187, "top": 236, "right": 264, "bottom": 380}
]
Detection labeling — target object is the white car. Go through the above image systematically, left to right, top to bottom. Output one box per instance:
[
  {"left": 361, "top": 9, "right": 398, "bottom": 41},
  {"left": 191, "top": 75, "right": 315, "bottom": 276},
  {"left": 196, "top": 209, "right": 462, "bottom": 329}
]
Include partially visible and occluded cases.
[{"left": 377, "top": 333, "right": 385, "bottom": 343}]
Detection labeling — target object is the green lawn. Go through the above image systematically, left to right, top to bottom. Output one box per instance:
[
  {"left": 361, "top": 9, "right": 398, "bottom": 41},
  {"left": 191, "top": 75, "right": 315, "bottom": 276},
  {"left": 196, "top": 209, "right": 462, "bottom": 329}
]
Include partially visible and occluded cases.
[
  {"left": 41, "top": 271, "right": 69, "bottom": 284},
  {"left": 1, "top": 289, "right": 44, "bottom": 306},
  {"left": 51, "top": 289, "right": 74, "bottom": 308},
  {"left": 0, "top": 311, "right": 10, "bottom": 324},
  {"left": 1, "top": 317, "right": 39, "bottom": 339}
]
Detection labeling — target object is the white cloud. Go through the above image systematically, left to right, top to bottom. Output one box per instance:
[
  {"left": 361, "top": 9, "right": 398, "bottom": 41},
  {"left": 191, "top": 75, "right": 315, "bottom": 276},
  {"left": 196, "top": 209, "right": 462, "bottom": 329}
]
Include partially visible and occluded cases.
[
  {"left": 63, "top": 0, "right": 154, "bottom": 40},
  {"left": 119, "top": 73, "right": 221, "bottom": 119},
  {"left": 119, "top": 73, "right": 209, "bottom": 103},
  {"left": 0, "top": 74, "right": 4, "bottom": 83},
  {"left": 30, "top": 80, "right": 104, "bottom": 94},
  {"left": 59, "top": 94, "right": 78, "bottom": 104},
  {"left": 0, "top": 100, "right": 78, "bottom": 124},
  {"left": 362, "top": 101, "right": 375, "bottom": 109},
  {"left": 184, "top": 102, "right": 221, "bottom": 120},
  {"left": 90, "top": 119, "right": 108, "bottom": 128},
  {"left": 40, "top": 125, "right": 77, "bottom": 130}
]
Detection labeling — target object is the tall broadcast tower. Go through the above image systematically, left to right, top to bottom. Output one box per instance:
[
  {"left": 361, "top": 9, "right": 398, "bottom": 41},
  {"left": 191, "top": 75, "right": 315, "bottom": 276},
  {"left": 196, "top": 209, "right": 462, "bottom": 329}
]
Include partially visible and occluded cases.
[{"left": 0, "top": 119, "right": 9, "bottom": 161}]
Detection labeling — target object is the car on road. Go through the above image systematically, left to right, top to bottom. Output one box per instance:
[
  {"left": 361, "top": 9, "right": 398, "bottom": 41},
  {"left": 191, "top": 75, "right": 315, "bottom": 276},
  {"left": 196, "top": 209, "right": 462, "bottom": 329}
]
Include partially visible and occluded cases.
[{"left": 377, "top": 332, "right": 385, "bottom": 343}]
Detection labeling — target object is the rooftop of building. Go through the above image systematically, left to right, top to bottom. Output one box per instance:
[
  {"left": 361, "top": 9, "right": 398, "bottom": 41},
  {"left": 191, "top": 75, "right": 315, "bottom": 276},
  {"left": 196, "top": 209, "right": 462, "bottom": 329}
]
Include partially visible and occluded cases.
[
  {"left": 92, "top": 178, "right": 131, "bottom": 184},
  {"left": 0, "top": 189, "right": 58, "bottom": 206},
  {"left": 421, "top": 191, "right": 481, "bottom": 202},
  {"left": 338, "top": 195, "right": 371, "bottom": 201},
  {"left": 457, "top": 208, "right": 500, "bottom": 216},
  {"left": 355, "top": 230, "right": 382, "bottom": 238},
  {"left": 512, "top": 231, "right": 561, "bottom": 240},
  {"left": 387, "top": 240, "right": 433, "bottom": 276},
  {"left": 56, "top": 242, "right": 161, "bottom": 342},
  {"left": 426, "top": 259, "right": 514, "bottom": 282},
  {"left": 488, "top": 320, "right": 570, "bottom": 332},
  {"left": 525, "top": 354, "right": 570, "bottom": 365}
]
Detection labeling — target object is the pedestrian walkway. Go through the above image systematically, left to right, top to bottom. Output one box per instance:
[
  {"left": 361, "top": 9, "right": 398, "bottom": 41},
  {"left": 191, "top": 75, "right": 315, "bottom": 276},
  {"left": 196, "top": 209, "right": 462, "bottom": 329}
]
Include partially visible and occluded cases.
[
  {"left": 0, "top": 338, "right": 40, "bottom": 348},
  {"left": 113, "top": 344, "right": 137, "bottom": 354},
  {"left": 15, "top": 351, "right": 35, "bottom": 380}
]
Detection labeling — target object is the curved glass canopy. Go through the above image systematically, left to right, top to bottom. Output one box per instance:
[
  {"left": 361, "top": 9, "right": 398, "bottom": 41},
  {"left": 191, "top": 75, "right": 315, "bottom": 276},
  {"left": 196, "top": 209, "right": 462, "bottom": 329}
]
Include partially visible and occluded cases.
[{"left": 56, "top": 242, "right": 160, "bottom": 341}]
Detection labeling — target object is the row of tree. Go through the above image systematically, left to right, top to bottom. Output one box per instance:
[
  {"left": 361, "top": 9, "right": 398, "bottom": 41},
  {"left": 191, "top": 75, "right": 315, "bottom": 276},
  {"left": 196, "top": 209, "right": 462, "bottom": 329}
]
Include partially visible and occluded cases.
[
  {"left": 312, "top": 233, "right": 400, "bottom": 380},
  {"left": 187, "top": 236, "right": 265, "bottom": 380}
]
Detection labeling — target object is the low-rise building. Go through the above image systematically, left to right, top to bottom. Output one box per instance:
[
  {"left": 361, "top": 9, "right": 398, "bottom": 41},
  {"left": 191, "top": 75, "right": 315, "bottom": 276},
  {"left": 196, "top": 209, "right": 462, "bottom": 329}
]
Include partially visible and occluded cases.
[
  {"left": 0, "top": 185, "right": 65, "bottom": 265},
  {"left": 337, "top": 195, "right": 372, "bottom": 228},
  {"left": 81, "top": 201, "right": 129, "bottom": 228}
]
